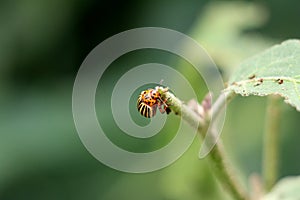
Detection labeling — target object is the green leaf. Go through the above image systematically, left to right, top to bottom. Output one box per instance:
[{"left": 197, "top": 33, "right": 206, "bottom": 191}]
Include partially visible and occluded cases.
[
  {"left": 227, "top": 39, "right": 300, "bottom": 111},
  {"left": 263, "top": 176, "right": 300, "bottom": 200}
]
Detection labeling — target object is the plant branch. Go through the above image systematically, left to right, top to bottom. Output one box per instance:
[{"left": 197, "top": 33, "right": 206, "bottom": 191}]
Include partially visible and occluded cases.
[
  {"left": 159, "top": 88, "right": 249, "bottom": 200},
  {"left": 262, "top": 95, "right": 281, "bottom": 191},
  {"left": 209, "top": 140, "right": 248, "bottom": 200}
]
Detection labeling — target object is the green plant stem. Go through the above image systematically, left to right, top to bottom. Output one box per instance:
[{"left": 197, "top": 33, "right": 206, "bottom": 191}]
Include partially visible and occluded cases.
[
  {"left": 160, "top": 89, "right": 249, "bottom": 200},
  {"left": 208, "top": 92, "right": 249, "bottom": 200},
  {"left": 262, "top": 95, "right": 281, "bottom": 191},
  {"left": 209, "top": 141, "right": 248, "bottom": 200}
]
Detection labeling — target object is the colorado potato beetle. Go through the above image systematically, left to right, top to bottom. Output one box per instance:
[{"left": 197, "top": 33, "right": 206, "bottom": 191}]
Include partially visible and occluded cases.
[{"left": 137, "top": 86, "right": 171, "bottom": 118}]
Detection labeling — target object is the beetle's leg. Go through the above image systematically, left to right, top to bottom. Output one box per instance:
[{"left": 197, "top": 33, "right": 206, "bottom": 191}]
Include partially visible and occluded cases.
[
  {"left": 158, "top": 96, "right": 168, "bottom": 108},
  {"left": 157, "top": 101, "right": 165, "bottom": 114}
]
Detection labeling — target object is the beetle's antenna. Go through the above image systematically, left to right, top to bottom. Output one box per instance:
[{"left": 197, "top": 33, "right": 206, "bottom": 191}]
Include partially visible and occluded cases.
[{"left": 159, "top": 79, "right": 164, "bottom": 85}]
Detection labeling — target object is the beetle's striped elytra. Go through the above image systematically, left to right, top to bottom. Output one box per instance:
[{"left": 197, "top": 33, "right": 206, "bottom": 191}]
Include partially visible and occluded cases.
[{"left": 137, "top": 86, "right": 170, "bottom": 118}]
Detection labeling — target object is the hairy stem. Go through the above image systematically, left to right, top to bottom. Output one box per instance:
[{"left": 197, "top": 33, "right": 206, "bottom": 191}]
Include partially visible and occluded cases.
[
  {"left": 160, "top": 89, "right": 249, "bottom": 200},
  {"left": 262, "top": 95, "right": 281, "bottom": 191},
  {"left": 209, "top": 141, "right": 248, "bottom": 200}
]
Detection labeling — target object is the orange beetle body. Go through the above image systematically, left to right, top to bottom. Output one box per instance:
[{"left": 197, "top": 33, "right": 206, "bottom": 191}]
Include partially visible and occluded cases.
[{"left": 137, "top": 87, "right": 170, "bottom": 118}]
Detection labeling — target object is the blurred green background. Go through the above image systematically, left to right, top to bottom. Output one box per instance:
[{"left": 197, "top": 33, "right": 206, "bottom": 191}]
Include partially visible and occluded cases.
[{"left": 1, "top": 0, "right": 300, "bottom": 199}]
